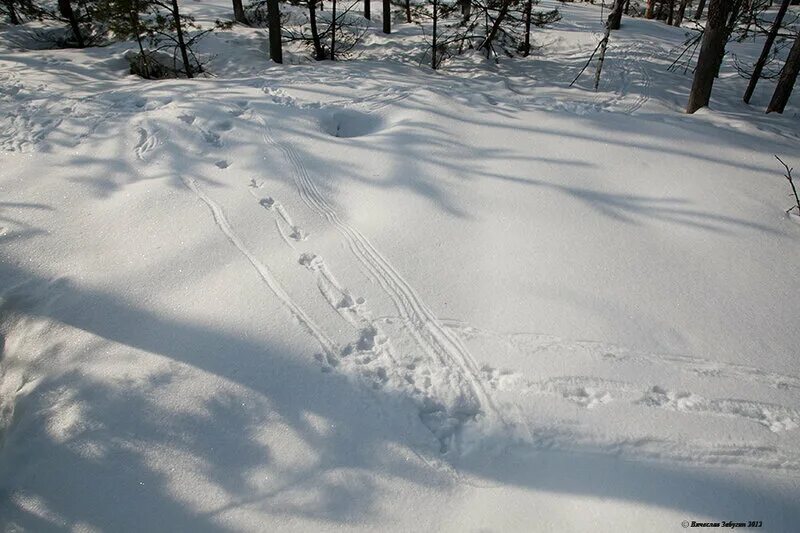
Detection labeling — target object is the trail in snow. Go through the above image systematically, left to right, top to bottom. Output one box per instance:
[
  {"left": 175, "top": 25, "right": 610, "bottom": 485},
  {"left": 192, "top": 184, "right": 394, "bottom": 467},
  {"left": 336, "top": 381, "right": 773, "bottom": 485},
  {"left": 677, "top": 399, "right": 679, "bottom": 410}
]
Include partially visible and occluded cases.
[
  {"left": 249, "top": 111, "right": 512, "bottom": 452},
  {"left": 181, "top": 176, "right": 340, "bottom": 366}
]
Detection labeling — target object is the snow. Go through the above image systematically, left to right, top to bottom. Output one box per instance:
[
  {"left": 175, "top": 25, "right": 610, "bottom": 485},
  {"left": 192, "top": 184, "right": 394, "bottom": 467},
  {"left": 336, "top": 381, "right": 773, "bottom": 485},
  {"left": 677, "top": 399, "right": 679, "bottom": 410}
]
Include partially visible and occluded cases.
[{"left": 1, "top": 1, "right": 800, "bottom": 531}]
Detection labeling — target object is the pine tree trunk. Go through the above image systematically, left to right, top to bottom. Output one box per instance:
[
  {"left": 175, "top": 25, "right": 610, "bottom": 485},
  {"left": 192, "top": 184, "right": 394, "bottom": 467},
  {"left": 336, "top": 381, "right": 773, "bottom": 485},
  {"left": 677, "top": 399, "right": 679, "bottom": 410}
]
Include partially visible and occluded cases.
[
  {"left": 6, "top": 0, "right": 20, "bottom": 24},
  {"left": 58, "top": 0, "right": 85, "bottom": 47},
  {"left": 170, "top": 0, "right": 193, "bottom": 77},
  {"left": 232, "top": 0, "right": 247, "bottom": 24},
  {"left": 267, "top": 0, "right": 283, "bottom": 63},
  {"left": 308, "top": 0, "right": 325, "bottom": 59},
  {"left": 331, "top": 0, "right": 336, "bottom": 59},
  {"left": 364, "top": 0, "right": 370, "bottom": 19},
  {"left": 382, "top": 0, "right": 390, "bottom": 33},
  {"left": 405, "top": 0, "right": 411, "bottom": 22},
  {"left": 431, "top": 0, "right": 437, "bottom": 68},
  {"left": 480, "top": 0, "right": 511, "bottom": 53},
  {"left": 522, "top": 0, "right": 532, "bottom": 56},
  {"left": 609, "top": 0, "right": 623, "bottom": 29},
  {"left": 645, "top": 0, "right": 655, "bottom": 19},
  {"left": 666, "top": 0, "right": 675, "bottom": 25},
  {"left": 674, "top": 0, "right": 688, "bottom": 26},
  {"left": 686, "top": 0, "right": 730, "bottom": 113},
  {"left": 694, "top": 0, "right": 706, "bottom": 18},
  {"left": 744, "top": 0, "right": 791, "bottom": 103},
  {"left": 767, "top": 33, "right": 800, "bottom": 113}
]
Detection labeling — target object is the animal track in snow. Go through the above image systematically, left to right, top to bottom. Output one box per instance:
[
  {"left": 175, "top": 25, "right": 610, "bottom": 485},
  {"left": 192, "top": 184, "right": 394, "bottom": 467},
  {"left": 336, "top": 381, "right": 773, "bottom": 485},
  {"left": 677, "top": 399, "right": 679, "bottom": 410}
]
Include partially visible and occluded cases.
[
  {"left": 134, "top": 127, "right": 158, "bottom": 161},
  {"left": 214, "top": 160, "right": 230, "bottom": 169},
  {"left": 640, "top": 386, "right": 800, "bottom": 433}
]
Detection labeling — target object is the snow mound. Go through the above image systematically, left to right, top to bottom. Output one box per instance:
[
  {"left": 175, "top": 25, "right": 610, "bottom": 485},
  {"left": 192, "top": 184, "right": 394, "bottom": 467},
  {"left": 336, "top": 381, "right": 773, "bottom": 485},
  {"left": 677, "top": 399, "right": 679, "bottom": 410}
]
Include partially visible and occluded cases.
[{"left": 319, "top": 108, "right": 386, "bottom": 138}]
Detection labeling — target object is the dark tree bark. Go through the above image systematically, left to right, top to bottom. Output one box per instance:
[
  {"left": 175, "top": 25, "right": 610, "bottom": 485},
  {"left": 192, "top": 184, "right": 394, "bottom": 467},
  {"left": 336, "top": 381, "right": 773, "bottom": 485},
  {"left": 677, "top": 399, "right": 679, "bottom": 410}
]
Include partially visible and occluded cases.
[
  {"left": 5, "top": 0, "right": 21, "bottom": 24},
  {"left": 58, "top": 0, "right": 85, "bottom": 47},
  {"left": 170, "top": 0, "right": 193, "bottom": 77},
  {"left": 232, "top": 0, "right": 247, "bottom": 23},
  {"left": 267, "top": 0, "right": 283, "bottom": 63},
  {"left": 308, "top": 0, "right": 325, "bottom": 59},
  {"left": 331, "top": 0, "right": 336, "bottom": 59},
  {"left": 364, "top": 0, "right": 370, "bottom": 19},
  {"left": 382, "top": 0, "right": 390, "bottom": 33},
  {"left": 405, "top": 0, "right": 411, "bottom": 22},
  {"left": 431, "top": 0, "right": 437, "bottom": 68},
  {"left": 461, "top": 0, "right": 471, "bottom": 19},
  {"left": 479, "top": 0, "right": 512, "bottom": 54},
  {"left": 522, "top": 0, "right": 532, "bottom": 56},
  {"left": 609, "top": 0, "right": 623, "bottom": 29},
  {"left": 624, "top": 0, "right": 631, "bottom": 15},
  {"left": 666, "top": 0, "right": 675, "bottom": 25},
  {"left": 673, "top": 0, "right": 689, "bottom": 25},
  {"left": 686, "top": 0, "right": 731, "bottom": 113},
  {"left": 694, "top": 0, "right": 707, "bottom": 19},
  {"left": 744, "top": 0, "right": 791, "bottom": 103},
  {"left": 767, "top": 33, "right": 800, "bottom": 113}
]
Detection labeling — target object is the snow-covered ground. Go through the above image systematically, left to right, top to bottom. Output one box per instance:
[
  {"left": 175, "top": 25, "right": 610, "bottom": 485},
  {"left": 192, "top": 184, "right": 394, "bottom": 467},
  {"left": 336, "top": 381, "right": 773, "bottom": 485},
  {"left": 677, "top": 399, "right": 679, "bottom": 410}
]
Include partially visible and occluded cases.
[{"left": 1, "top": 1, "right": 799, "bottom": 531}]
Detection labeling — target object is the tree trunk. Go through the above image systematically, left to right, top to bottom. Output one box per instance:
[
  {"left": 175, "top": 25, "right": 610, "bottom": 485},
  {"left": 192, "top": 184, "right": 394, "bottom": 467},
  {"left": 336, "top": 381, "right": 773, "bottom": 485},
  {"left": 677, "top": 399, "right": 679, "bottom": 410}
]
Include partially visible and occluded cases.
[
  {"left": 6, "top": 0, "right": 20, "bottom": 24},
  {"left": 58, "top": 0, "right": 85, "bottom": 47},
  {"left": 131, "top": 0, "right": 150, "bottom": 78},
  {"left": 170, "top": 0, "right": 193, "bottom": 77},
  {"left": 232, "top": 0, "right": 247, "bottom": 23},
  {"left": 267, "top": 0, "right": 283, "bottom": 63},
  {"left": 308, "top": 0, "right": 325, "bottom": 59},
  {"left": 331, "top": 0, "right": 336, "bottom": 59},
  {"left": 364, "top": 0, "right": 370, "bottom": 19},
  {"left": 382, "top": 0, "right": 390, "bottom": 33},
  {"left": 405, "top": 0, "right": 411, "bottom": 22},
  {"left": 431, "top": 0, "right": 437, "bottom": 68},
  {"left": 461, "top": 0, "right": 471, "bottom": 19},
  {"left": 479, "top": 0, "right": 511, "bottom": 53},
  {"left": 522, "top": 0, "right": 532, "bottom": 56},
  {"left": 594, "top": 0, "right": 623, "bottom": 89},
  {"left": 609, "top": 0, "right": 623, "bottom": 29},
  {"left": 624, "top": 0, "right": 631, "bottom": 15},
  {"left": 645, "top": 0, "right": 655, "bottom": 19},
  {"left": 666, "top": 0, "right": 675, "bottom": 25},
  {"left": 673, "top": 0, "right": 688, "bottom": 26},
  {"left": 686, "top": 0, "right": 730, "bottom": 113},
  {"left": 693, "top": 0, "right": 706, "bottom": 19},
  {"left": 744, "top": 0, "right": 791, "bottom": 103},
  {"left": 767, "top": 33, "right": 800, "bottom": 113}
]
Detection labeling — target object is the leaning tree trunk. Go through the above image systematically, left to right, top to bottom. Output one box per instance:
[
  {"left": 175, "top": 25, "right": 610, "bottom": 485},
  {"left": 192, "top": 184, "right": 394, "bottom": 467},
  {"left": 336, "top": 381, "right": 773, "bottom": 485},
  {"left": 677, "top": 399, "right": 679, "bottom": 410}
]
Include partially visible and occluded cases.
[
  {"left": 58, "top": 0, "right": 85, "bottom": 47},
  {"left": 170, "top": 0, "right": 193, "bottom": 77},
  {"left": 232, "top": 0, "right": 247, "bottom": 23},
  {"left": 267, "top": 0, "right": 283, "bottom": 63},
  {"left": 364, "top": 0, "right": 369, "bottom": 19},
  {"left": 382, "top": 0, "right": 390, "bottom": 33},
  {"left": 479, "top": 0, "right": 512, "bottom": 54},
  {"left": 594, "top": 0, "right": 623, "bottom": 89},
  {"left": 686, "top": 0, "right": 731, "bottom": 113},
  {"left": 693, "top": 0, "right": 706, "bottom": 19},
  {"left": 744, "top": 0, "right": 791, "bottom": 103},
  {"left": 767, "top": 33, "right": 800, "bottom": 113}
]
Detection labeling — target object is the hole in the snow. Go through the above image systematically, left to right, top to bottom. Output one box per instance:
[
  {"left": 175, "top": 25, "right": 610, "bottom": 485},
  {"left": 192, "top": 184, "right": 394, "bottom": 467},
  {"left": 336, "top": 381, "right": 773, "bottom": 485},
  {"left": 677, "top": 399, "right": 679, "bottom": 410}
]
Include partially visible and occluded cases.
[{"left": 320, "top": 109, "right": 386, "bottom": 138}]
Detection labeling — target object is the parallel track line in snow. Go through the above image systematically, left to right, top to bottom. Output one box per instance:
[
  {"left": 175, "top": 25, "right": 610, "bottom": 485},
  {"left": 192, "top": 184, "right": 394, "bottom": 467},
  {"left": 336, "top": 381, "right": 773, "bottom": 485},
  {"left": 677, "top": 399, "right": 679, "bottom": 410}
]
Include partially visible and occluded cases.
[
  {"left": 254, "top": 113, "right": 506, "bottom": 448},
  {"left": 182, "top": 176, "right": 339, "bottom": 361}
]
